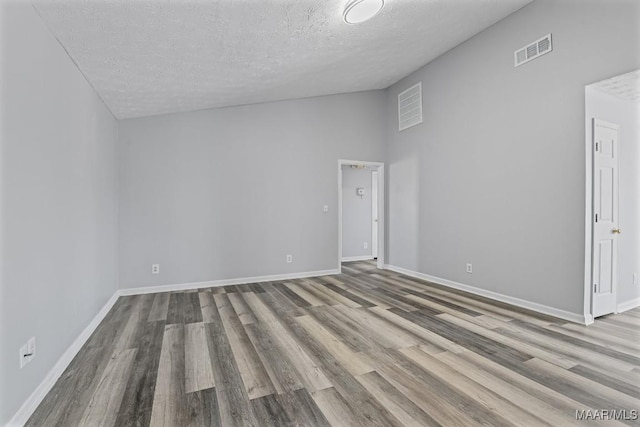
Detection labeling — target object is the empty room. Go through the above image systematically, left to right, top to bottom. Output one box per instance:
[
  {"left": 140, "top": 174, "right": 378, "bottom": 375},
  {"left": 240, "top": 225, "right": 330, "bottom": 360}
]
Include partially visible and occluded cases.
[{"left": 1, "top": 0, "right": 640, "bottom": 425}]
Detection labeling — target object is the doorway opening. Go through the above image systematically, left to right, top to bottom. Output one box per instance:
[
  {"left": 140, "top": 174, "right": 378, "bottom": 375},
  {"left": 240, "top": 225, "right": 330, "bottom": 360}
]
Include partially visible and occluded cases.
[
  {"left": 584, "top": 70, "right": 640, "bottom": 322},
  {"left": 338, "top": 160, "right": 385, "bottom": 273}
]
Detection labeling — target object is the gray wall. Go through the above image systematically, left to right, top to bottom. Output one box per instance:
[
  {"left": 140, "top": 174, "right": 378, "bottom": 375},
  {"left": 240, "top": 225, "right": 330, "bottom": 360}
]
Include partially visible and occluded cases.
[
  {"left": 385, "top": 0, "right": 640, "bottom": 316},
  {"left": 0, "top": 2, "right": 118, "bottom": 424},
  {"left": 586, "top": 87, "right": 640, "bottom": 307},
  {"left": 118, "top": 91, "right": 386, "bottom": 289},
  {"left": 341, "top": 166, "right": 373, "bottom": 259}
]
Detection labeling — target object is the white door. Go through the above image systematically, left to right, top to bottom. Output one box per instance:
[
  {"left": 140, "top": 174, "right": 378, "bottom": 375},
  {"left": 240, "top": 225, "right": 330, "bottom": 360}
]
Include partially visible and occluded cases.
[
  {"left": 592, "top": 119, "right": 620, "bottom": 318},
  {"left": 371, "top": 170, "right": 378, "bottom": 259}
]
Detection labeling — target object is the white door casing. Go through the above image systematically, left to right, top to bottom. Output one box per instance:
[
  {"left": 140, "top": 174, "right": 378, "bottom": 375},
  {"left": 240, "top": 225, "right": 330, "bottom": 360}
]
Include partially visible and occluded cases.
[
  {"left": 592, "top": 119, "right": 620, "bottom": 318},
  {"left": 372, "top": 170, "right": 379, "bottom": 258}
]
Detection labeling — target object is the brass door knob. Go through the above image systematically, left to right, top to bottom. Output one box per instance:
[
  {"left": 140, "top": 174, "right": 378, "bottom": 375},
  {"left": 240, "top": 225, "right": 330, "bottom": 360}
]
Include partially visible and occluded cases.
[{"left": 612, "top": 228, "right": 622, "bottom": 234}]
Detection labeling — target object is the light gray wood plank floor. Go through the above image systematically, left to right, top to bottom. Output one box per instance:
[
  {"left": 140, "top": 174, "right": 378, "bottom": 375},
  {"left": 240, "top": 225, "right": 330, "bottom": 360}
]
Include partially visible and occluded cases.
[{"left": 27, "top": 261, "right": 640, "bottom": 426}]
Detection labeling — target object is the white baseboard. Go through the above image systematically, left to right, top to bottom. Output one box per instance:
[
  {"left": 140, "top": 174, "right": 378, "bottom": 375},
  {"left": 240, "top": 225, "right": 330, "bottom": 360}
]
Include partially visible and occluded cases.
[
  {"left": 341, "top": 256, "right": 374, "bottom": 262},
  {"left": 383, "top": 264, "right": 588, "bottom": 325},
  {"left": 119, "top": 268, "right": 341, "bottom": 296},
  {"left": 7, "top": 291, "right": 120, "bottom": 427},
  {"left": 617, "top": 297, "right": 640, "bottom": 313},
  {"left": 584, "top": 314, "right": 594, "bottom": 325}
]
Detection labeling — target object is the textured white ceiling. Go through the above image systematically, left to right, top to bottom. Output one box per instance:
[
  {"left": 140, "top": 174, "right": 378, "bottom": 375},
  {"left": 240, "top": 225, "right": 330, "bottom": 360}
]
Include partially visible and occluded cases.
[
  {"left": 33, "top": 0, "right": 532, "bottom": 119},
  {"left": 590, "top": 70, "right": 640, "bottom": 102}
]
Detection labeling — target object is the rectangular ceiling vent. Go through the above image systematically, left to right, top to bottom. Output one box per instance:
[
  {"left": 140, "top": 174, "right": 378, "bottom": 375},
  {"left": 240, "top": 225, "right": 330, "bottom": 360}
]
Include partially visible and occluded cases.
[
  {"left": 514, "top": 34, "right": 552, "bottom": 67},
  {"left": 398, "top": 82, "right": 423, "bottom": 131}
]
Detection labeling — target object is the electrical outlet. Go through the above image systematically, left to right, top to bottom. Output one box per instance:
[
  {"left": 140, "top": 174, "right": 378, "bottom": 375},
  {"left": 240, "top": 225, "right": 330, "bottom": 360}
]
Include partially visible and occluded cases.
[
  {"left": 323, "top": 205, "right": 329, "bottom": 213},
  {"left": 363, "top": 242, "right": 368, "bottom": 249},
  {"left": 286, "top": 254, "right": 293, "bottom": 263},
  {"left": 466, "top": 263, "right": 473, "bottom": 274},
  {"left": 152, "top": 264, "right": 160, "bottom": 274},
  {"left": 634, "top": 273, "right": 638, "bottom": 286},
  {"left": 19, "top": 337, "right": 35, "bottom": 368}
]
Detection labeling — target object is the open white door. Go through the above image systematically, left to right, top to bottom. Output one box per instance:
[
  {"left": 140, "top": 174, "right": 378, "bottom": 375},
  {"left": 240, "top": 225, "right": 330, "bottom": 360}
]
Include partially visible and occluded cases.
[
  {"left": 592, "top": 119, "right": 620, "bottom": 318},
  {"left": 372, "top": 170, "right": 378, "bottom": 259}
]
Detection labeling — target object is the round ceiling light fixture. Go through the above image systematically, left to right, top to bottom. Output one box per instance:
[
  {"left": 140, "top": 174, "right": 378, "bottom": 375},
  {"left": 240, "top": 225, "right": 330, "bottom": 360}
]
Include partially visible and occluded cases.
[{"left": 343, "top": 0, "right": 384, "bottom": 25}]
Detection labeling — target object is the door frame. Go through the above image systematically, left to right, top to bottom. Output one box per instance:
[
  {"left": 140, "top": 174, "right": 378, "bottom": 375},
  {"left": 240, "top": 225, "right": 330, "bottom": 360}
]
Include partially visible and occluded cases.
[
  {"left": 584, "top": 116, "right": 620, "bottom": 324},
  {"left": 338, "top": 159, "right": 385, "bottom": 272},
  {"left": 371, "top": 170, "right": 379, "bottom": 259}
]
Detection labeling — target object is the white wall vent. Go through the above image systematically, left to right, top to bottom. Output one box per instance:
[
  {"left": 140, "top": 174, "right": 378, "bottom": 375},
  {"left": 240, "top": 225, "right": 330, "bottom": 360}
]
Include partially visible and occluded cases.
[
  {"left": 514, "top": 34, "right": 552, "bottom": 67},
  {"left": 398, "top": 82, "right": 423, "bottom": 131}
]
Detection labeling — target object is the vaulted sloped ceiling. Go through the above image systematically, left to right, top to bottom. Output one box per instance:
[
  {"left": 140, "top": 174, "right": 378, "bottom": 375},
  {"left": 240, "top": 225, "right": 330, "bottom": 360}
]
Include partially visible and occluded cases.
[{"left": 33, "top": 0, "right": 533, "bottom": 119}]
